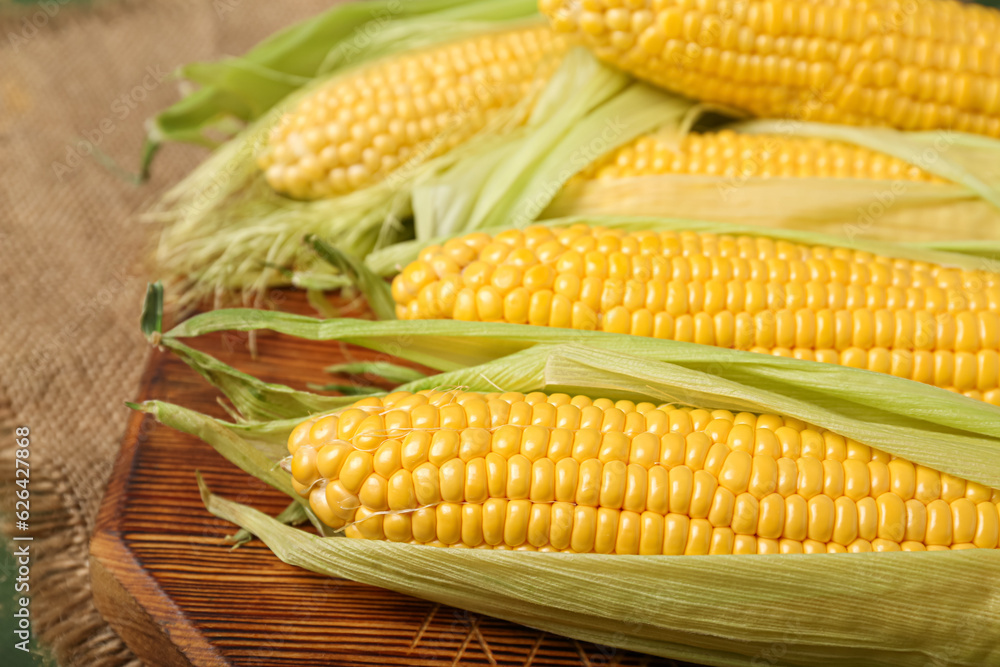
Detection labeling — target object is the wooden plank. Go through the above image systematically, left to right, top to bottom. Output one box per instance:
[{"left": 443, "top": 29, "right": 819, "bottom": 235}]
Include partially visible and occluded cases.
[{"left": 91, "top": 292, "right": 695, "bottom": 666}]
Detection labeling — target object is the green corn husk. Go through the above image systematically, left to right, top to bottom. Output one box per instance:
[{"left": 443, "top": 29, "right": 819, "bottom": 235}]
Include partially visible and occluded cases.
[
  {"left": 409, "top": 78, "right": 697, "bottom": 238},
  {"left": 540, "top": 121, "right": 1000, "bottom": 243},
  {"left": 304, "top": 235, "right": 397, "bottom": 320},
  {"left": 914, "top": 239, "right": 1000, "bottom": 261},
  {"left": 135, "top": 303, "right": 1000, "bottom": 667},
  {"left": 324, "top": 360, "right": 427, "bottom": 384},
  {"left": 227, "top": 500, "right": 311, "bottom": 549}
]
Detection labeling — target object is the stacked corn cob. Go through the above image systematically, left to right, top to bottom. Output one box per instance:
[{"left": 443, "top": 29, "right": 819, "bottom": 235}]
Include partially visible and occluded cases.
[
  {"left": 539, "top": 0, "right": 1000, "bottom": 137},
  {"left": 573, "top": 130, "right": 942, "bottom": 183},
  {"left": 392, "top": 225, "right": 1000, "bottom": 404},
  {"left": 288, "top": 389, "right": 1000, "bottom": 553}
]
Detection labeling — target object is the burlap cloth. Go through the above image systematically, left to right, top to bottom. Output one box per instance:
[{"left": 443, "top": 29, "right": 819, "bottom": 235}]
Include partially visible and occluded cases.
[{"left": 0, "top": 2, "right": 334, "bottom": 664}]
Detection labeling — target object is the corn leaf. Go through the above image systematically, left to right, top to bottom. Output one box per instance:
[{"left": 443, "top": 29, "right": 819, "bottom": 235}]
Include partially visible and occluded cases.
[
  {"left": 411, "top": 51, "right": 698, "bottom": 237},
  {"left": 734, "top": 119, "right": 1000, "bottom": 209},
  {"left": 540, "top": 121, "right": 1000, "bottom": 244},
  {"left": 543, "top": 177, "right": 1000, "bottom": 244},
  {"left": 305, "top": 235, "right": 396, "bottom": 320},
  {"left": 913, "top": 239, "right": 1000, "bottom": 263},
  {"left": 140, "top": 281, "right": 164, "bottom": 337},
  {"left": 305, "top": 288, "right": 341, "bottom": 319},
  {"left": 160, "top": 338, "right": 354, "bottom": 420},
  {"left": 325, "top": 361, "right": 427, "bottom": 384},
  {"left": 306, "top": 383, "right": 383, "bottom": 395},
  {"left": 133, "top": 399, "right": 295, "bottom": 486},
  {"left": 131, "top": 400, "right": 335, "bottom": 538},
  {"left": 226, "top": 416, "right": 315, "bottom": 447},
  {"left": 228, "top": 500, "right": 310, "bottom": 549}
]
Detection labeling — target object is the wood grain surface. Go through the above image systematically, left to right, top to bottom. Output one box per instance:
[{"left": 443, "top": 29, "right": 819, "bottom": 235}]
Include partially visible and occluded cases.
[{"left": 90, "top": 291, "right": 697, "bottom": 667}]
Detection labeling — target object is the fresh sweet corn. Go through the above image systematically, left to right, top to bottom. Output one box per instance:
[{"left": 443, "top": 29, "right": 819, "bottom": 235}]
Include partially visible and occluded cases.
[
  {"left": 539, "top": 0, "right": 1000, "bottom": 137},
  {"left": 257, "top": 25, "right": 568, "bottom": 199},
  {"left": 572, "top": 130, "right": 943, "bottom": 183},
  {"left": 392, "top": 225, "right": 1000, "bottom": 404},
  {"left": 287, "top": 390, "right": 1000, "bottom": 553}
]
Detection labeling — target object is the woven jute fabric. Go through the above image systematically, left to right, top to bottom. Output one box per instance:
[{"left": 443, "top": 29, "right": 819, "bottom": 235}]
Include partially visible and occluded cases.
[{"left": 0, "top": 2, "right": 333, "bottom": 664}]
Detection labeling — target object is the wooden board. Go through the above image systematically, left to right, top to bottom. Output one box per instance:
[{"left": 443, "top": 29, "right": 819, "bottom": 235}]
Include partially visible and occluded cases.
[{"left": 90, "top": 291, "right": 699, "bottom": 667}]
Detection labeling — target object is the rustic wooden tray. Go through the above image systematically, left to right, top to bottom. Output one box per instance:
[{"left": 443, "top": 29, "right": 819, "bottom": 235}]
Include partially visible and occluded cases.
[{"left": 90, "top": 292, "right": 696, "bottom": 667}]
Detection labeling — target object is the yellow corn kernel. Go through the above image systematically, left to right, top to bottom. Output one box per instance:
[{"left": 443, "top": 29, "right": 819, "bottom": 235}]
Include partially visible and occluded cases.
[
  {"left": 290, "top": 446, "right": 320, "bottom": 487},
  {"left": 718, "top": 450, "right": 752, "bottom": 495},
  {"left": 439, "top": 458, "right": 465, "bottom": 502},
  {"left": 668, "top": 465, "right": 694, "bottom": 514},
  {"left": 952, "top": 498, "right": 979, "bottom": 544},
  {"left": 926, "top": 499, "right": 954, "bottom": 546},
  {"left": 550, "top": 501, "right": 574, "bottom": 550},
  {"left": 435, "top": 502, "right": 462, "bottom": 545},
  {"left": 975, "top": 502, "right": 1000, "bottom": 549},
  {"left": 572, "top": 505, "right": 598, "bottom": 553},
  {"left": 411, "top": 507, "right": 436, "bottom": 543},
  {"left": 594, "top": 507, "right": 620, "bottom": 554},
  {"left": 615, "top": 511, "right": 641, "bottom": 555},
  {"left": 383, "top": 512, "right": 412, "bottom": 543},
  {"left": 662, "top": 513, "right": 688, "bottom": 555}
]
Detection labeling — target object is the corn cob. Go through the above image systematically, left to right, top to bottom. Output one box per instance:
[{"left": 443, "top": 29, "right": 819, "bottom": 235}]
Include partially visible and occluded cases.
[
  {"left": 538, "top": 0, "right": 1000, "bottom": 137},
  {"left": 257, "top": 25, "right": 568, "bottom": 200},
  {"left": 572, "top": 129, "right": 943, "bottom": 182},
  {"left": 391, "top": 225, "right": 1000, "bottom": 405},
  {"left": 287, "top": 390, "right": 1000, "bottom": 553}
]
